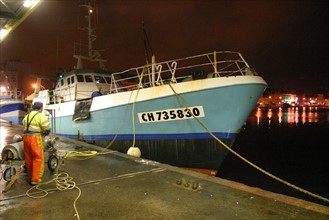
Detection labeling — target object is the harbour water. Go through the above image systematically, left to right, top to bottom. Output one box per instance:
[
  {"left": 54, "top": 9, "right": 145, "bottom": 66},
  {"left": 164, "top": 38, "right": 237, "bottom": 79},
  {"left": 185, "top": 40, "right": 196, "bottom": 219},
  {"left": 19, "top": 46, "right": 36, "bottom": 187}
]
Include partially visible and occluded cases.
[{"left": 218, "top": 106, "right": 329, "bottom": 206}]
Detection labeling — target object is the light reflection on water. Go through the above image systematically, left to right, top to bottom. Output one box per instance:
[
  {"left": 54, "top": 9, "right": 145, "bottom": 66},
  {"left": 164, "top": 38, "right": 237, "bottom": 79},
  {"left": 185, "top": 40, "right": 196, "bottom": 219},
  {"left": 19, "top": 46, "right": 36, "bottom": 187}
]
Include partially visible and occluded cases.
[
  {"left": 222, "top": 107, "right": 329, "bottom": 206},
  {"left": 253, "top": 107, "right": 329, "bottom": 126}
]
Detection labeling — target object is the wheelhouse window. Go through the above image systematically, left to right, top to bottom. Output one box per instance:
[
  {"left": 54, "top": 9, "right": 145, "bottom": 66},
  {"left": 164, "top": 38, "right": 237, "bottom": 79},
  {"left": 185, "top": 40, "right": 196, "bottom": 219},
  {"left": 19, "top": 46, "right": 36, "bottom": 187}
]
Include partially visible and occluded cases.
[
  {"left": 77, "top": 75, "right": 84, "bottom": 82},
  {"left": 85, "top": 75, "right": 93, "bottom": 83},
  {"left": 94, "top": 75, "right": 106, "bottom": 83},
  {"left": 71, "top": 76, "right": 75, "bottom": 84},
  {"left": 67, "top": 77, "right": 71, "bottom": 85},
  {"left": 56, "top": 81, "right": 61, "bottom": 88}
]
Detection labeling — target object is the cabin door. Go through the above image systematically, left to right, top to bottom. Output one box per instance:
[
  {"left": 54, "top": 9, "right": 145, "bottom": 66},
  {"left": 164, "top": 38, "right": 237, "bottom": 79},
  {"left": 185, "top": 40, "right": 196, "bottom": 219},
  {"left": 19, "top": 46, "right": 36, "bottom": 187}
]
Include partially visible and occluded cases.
[{"left": 66, "top": 76, "right": 77, "bottom": 101}]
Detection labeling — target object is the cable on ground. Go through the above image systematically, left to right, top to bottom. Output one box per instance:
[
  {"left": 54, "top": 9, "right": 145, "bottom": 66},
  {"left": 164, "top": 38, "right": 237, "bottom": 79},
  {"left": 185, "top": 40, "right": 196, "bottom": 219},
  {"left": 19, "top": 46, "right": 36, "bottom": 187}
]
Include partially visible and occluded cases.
[{"left": 26, "top": 172, "right": 81, "bottom": 220}]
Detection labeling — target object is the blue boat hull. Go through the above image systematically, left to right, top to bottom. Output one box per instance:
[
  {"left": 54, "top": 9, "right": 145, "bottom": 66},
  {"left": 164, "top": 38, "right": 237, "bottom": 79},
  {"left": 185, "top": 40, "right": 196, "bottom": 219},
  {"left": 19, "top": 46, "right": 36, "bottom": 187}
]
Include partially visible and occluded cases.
[
  {"left": 51, "top": 81, "right": 266, "bottom": 174},
  {"left": 0, "top": 101, "right": 26, "bottom": 124}
]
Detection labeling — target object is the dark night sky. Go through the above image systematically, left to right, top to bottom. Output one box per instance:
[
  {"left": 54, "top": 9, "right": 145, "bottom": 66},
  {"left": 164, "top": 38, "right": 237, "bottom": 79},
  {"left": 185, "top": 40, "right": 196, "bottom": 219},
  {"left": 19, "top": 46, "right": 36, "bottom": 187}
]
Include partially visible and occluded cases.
[{"left": 0, "top": 0, "right": 328, "bottom": 95}]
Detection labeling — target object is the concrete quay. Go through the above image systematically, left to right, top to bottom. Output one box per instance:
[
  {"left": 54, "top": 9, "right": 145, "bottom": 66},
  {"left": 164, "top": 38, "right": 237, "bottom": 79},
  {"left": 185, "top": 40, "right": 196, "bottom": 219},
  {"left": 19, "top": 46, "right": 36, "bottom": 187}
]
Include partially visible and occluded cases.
[{"left": 0, "top": 120, "right": 328, "bottom": 219}]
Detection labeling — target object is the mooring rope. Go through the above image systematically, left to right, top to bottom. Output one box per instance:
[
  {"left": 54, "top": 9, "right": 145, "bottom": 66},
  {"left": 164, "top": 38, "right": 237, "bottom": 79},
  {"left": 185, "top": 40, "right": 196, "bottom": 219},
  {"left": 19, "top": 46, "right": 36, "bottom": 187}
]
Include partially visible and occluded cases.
[
  {"left": 131, "top": 65, "right": 148, "bottom": 148},
  {"left": 168, "top": 83, "right": 329, "bottom": 204},
  {"left": 26, "top": 172, "right": 81, "bottom": 220}
]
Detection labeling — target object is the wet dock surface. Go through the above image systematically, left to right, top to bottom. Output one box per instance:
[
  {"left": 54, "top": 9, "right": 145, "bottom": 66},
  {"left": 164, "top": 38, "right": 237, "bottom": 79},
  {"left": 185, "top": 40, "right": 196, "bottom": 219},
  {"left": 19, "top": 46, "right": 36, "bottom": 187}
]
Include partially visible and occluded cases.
[{"left": 1, "top": 120, "right": 329, "bottom": 219}]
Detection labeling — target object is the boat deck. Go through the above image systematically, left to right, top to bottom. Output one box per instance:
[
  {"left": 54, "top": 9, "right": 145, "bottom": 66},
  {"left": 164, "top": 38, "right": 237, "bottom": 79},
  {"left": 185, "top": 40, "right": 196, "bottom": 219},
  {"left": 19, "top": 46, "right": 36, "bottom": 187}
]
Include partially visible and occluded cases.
[{"left": 1, "top": 120, "right": 328, "bottom": 219}]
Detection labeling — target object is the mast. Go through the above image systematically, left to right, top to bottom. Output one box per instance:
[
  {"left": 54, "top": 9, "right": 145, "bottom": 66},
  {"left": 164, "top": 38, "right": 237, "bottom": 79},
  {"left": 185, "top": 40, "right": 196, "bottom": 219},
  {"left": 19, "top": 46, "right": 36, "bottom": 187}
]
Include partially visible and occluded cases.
[
  {"left": 74, "top": 1, "right": 106, "bottom": 69},
  {"left": 142, "top": 22, "right": 156, "bottom": 86}
]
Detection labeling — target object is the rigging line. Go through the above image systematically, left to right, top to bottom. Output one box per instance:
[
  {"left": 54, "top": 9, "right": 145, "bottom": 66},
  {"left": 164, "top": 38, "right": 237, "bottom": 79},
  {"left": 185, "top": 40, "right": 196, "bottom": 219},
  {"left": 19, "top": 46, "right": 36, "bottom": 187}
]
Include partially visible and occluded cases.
[
  {"left": 142, "top": 21, "right": 153, "bottom": 62},
  {"left": 131, "top": 65, "right": 147, "bottom": 147},
  {"left": 168, "top": 83, "right": 329, "bottom": 204},
  {"left": 48, "top": 87, "right": 136, "bottom": 162},
  {"left": 95, "top": 87, "right": 136, "bottom": 152},
  {"left": 76, "top": 89, "right": 136, "bottom": 159}
]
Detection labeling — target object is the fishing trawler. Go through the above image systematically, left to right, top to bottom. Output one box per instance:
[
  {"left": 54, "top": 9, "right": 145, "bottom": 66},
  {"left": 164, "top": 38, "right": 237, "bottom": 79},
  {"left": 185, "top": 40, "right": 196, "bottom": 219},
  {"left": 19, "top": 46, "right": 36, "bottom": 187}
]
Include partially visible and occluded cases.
[
  {"left": 31, "top": 2, "right": 267, "bottom": 175},
  {"left": 0, "top": 71, "right": 26, "bottom": 124},
  {"left": 0, "top": 93, "right": 25, "bottom": 124}
]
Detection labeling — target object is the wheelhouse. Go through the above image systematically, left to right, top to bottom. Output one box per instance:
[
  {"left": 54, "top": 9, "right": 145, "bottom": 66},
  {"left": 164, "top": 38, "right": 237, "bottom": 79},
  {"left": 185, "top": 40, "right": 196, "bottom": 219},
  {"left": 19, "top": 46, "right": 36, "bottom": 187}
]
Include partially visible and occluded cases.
[{"left": 53, "top": 69, "right": 112, "bottom": 102}]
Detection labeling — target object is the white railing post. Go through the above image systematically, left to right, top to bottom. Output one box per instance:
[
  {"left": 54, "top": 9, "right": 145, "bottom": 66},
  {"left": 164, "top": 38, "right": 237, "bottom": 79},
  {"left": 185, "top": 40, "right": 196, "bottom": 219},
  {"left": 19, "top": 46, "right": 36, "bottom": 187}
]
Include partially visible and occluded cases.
[
  {"left": 213, "top": 51, "right": 220, "bottom": 77},
  {"left": 151, "top": 55, "right": 156, "bottom": 87},
  {"left": 170, "top": 61, "right": 177, "bottom": 83},
  {"left": 156, "top": 64, "right": 163, "bottom": 85}
]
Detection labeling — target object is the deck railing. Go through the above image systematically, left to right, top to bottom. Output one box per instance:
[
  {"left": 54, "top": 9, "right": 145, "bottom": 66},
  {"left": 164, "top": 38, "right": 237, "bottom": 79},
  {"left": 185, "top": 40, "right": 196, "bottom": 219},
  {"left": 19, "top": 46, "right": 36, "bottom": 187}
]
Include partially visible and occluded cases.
[
  {"left": 46, "top": 51, "right": 258, "bottom": 104},
  {"left": 109, "top": 51, "right": 257, "bottom": 93},
  {"left": 0, "top": 91, "right": 22, "bottom": 100}
]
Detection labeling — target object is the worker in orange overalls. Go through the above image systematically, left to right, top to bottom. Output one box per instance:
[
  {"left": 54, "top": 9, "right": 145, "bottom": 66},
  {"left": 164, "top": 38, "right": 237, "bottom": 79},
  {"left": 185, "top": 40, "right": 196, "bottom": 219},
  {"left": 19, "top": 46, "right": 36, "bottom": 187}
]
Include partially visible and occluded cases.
[{"left": 22, "top": 101, "right": 51, "bottom": 185}]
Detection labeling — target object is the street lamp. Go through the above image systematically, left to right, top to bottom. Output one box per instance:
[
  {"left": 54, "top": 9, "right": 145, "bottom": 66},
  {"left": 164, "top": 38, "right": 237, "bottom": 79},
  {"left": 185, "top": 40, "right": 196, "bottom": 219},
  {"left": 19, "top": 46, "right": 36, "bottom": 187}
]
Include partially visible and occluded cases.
[
  {"left": 32, "top": 83, "right": 45, "bottom": 90},
  {"left": 0, "top": 86, "right": 7, "bottom": 92}
]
